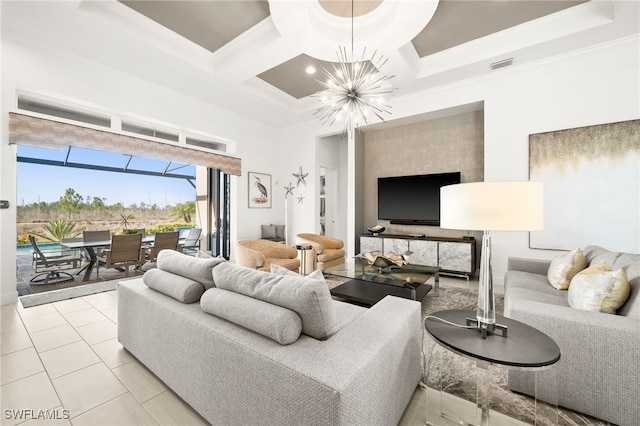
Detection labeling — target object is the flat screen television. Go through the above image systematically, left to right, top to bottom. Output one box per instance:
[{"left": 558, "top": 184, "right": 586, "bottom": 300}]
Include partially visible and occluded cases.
[{"left": 377, "top": 172, "right": 461, "bottom": 226}]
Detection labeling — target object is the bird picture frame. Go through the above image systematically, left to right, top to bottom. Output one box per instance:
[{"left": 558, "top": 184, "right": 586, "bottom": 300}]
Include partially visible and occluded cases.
[{"left": 248, "top": 171, "right": 272, "bottom": 208}]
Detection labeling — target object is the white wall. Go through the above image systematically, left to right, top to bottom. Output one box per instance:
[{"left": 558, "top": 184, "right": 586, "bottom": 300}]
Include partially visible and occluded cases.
[
  {"left": 277, "top": 36, "right": 639, "bottom": 284},
  {"left": 0, "top": 37, "right": 282, "bottom": 304},
  {"left": 395, "top": 37, "right": 639, "bottom": 282},
  {"left": 482, "top": 38, "right": 639, "bottom": 281}
]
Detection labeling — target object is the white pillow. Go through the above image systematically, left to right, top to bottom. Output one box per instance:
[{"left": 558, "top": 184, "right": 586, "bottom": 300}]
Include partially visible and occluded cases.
[
  {"left": 547, "top": 248, "right": 588, "bottom": 290},
  {"left": 568, "top": 262, "right": 630, "bottom": 314},
  {"left": 270, "top": 263, "right": 325, "bottom": 282}
]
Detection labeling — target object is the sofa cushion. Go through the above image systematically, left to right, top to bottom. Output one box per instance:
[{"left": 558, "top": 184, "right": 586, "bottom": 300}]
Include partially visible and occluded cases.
[
  {"left": 583, "top": 245, "right": 621, "bottom": 268},
  {"left": 547, "top": 248, "right": 588, "bottom": 290},
  {"left": 157, "top": 249, "right": 225, "bottom": 290},
  {"left": 613, "top": 253, "right": 640, "bottom": 318},
  {"left": 213, "top": 262, "right": 340, "bottom": 340},
  {"left": 568, "top": 262, "right": 631, "bottom": 314},
  {"left": 143, "top": 269, "right": 205, "bottom": 303},
  {"left": 505, "top": 271, "right": 563, "bottom": 296},
  {"left": 201, "top": 288, "right": 302, "bottom": 345}
]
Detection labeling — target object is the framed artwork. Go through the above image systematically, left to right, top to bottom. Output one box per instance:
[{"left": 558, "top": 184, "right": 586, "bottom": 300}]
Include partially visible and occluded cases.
[
  {"left": 529, "top": 119, "right": 639, "bottom": 252},
  {"left": 248, "top": 171, "right": 271, "bottom": 208}
]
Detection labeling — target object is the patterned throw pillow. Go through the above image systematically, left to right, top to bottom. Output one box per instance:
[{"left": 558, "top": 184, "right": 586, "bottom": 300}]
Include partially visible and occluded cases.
[
  {"left": 547, "top": 248, "right": 588, "bottom": 290},
  {"left": 568, "top": 262, "right": 630, "bottom": 314}
]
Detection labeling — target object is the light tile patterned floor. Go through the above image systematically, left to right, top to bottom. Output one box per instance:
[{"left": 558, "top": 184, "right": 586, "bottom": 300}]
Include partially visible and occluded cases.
[
  {"left": 1, "top": 276, "right": 486, "bottom": 426},
  {"left": 1, "top": 289, "right": 210, "bottom": 426}
]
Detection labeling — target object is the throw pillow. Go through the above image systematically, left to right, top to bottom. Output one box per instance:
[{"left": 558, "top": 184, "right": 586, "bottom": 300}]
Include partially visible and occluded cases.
[
  {"left": 261, "top": 224, "right": 276, "bottom": 239},
  {"left": 274, "top": 224, "right": 285, "bottom": 240},
  {"left": 547, "top": 248, "right": 588, "bottom": 290},
  {"left": 157, "top": 249, "right": 225, "bottom": 290},
  {"left": 195, "top": 250, "right": 213, "bottom": 258},
  {"left": 213, "top": 262, "right": 340, "bottom": 340},
  {"left": 568, "top": 262, "right": 630, "bottom": 314},
  {"left": 270, "top": 263, "right": 325, "bottom": 282},
  {"left": 143, "top": 269, "right": 205, "bottom": 303},
  {"left": 201, "top": 288, "right": 302, "bottom": 345}
]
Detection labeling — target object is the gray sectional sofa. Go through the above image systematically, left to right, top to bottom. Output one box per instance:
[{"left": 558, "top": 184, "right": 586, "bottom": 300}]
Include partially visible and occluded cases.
[
  {"left": 504, "top": 245, "right": 639, "bottom": 426},
  {"left": 117, "top": 250, "right": 422, "bottom": 425}
]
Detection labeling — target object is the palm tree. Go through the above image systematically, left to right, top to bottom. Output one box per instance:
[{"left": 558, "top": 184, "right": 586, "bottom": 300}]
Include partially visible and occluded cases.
[
  {"left": 172, "top": 201, "right": 196, "bottom": 223},
  {"left": 119, "top": 213, "right": 136, "bottom": 233},
  {"left": 35, "top": 219, "right": 81, "bottom": 242}
]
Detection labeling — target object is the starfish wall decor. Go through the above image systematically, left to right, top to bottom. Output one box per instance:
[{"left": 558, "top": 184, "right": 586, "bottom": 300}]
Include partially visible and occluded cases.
[
  {"left": 292, "top": 167, "right": 308, "bottom": 187},
  {"left": 284, "top": 182, "right": 295, "bottom": 197},
  {"left": 297, "top": 194, "right": 305, "bottom": 204}
]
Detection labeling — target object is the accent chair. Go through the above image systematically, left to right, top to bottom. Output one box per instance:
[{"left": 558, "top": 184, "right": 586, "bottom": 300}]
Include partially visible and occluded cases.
[
  {"left": 295, "top": 233, "right": 345, "bottom": 271},
  {"left": 235, "top": 239, "right": 300, "bottom": 272}
]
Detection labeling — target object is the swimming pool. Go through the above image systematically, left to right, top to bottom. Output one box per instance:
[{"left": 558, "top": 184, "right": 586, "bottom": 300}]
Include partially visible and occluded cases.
[{"left": 17, "top": 242, "right": 61, "bottom": 253}]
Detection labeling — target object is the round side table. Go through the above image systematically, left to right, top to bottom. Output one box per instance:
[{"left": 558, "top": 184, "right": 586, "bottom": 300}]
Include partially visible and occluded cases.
[{"left": 424, "top": 309, "right": 561, "bottom": 426}]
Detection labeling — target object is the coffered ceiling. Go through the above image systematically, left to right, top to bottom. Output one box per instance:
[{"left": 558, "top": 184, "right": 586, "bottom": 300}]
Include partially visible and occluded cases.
[
  {"left": 2, "top": 0, "right": 634, "bottom": 129},
  {"left": 118, "top": 0, "right": 584, "bottom": 100}
]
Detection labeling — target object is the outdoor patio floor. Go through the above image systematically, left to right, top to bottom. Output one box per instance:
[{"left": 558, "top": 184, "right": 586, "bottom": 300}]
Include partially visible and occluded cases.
[{"left": 16, "top": 254, "right": 151, "bottom": 297}]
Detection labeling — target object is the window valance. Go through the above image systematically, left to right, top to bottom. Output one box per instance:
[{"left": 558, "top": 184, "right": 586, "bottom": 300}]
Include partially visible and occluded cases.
[{"left": 8, "top": 112, "right": 241, "bottom": 176}]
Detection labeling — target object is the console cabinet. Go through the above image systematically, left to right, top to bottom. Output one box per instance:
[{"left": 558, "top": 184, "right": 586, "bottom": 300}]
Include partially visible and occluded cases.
[{"left": 360, "top": 234, "right": 475, "bottom": 278}]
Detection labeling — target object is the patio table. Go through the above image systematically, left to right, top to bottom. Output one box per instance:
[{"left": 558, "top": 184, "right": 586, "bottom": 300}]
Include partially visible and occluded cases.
[{"left": 62, "top": 236, "right": 157, "bottom": 281}]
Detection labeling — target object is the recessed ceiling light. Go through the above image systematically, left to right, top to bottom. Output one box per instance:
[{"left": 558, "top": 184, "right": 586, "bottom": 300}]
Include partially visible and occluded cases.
[{"left": 305, "top": 66, "right": 316, "bottom": 75}]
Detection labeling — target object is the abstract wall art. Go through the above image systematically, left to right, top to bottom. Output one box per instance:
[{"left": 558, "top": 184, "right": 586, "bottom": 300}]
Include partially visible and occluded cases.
[{"left": 529, "top": 119, "right": 639, "bottom": 252}]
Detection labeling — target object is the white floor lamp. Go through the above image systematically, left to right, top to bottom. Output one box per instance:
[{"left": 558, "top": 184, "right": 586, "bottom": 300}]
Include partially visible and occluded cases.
[{"left": 440, "top": 181, "right": 543, "bottom": 338}]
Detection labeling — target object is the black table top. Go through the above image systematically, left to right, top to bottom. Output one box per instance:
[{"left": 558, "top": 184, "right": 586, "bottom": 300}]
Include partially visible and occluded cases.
[{"left": 425, "top": 310, "right": 561, "bottom": 369}]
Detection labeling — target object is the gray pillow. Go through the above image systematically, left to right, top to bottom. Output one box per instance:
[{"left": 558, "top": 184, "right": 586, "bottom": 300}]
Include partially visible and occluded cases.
[
  {"left": 261, "top": 224, "right": 276, "bottom": 239},
  {"left": 274, "top": 224, "right": 285, "bottom": 240},
  {"left": 157, "top": 249, "right": 225, "bottom": 290},
  {"left": 213, "top": 263, "right": 340, "bottom": 340},
  {"left": 143, "top": 269, "right": 204, "bottom": 303},
  {"left": 201, "top": 288, "right": 302, "bottom": 345}
]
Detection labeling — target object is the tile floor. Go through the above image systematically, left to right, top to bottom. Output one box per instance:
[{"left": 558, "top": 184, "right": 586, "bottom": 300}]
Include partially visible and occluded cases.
[
  {"left": 1, "top": 275, "right": 484, "bottom": 426},
  {"left": 1, "top": 290, "right": 209, "bottom": 426}
]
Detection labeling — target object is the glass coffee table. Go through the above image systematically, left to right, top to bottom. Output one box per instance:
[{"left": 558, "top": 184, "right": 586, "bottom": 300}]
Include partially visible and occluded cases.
[{"left": 324, "top": 257, "right": 439, "bottom": 306}]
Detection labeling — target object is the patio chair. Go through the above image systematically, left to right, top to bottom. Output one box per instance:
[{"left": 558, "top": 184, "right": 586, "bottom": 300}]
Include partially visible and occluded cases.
[
  {"left": 179, "top": 228, "right": 202, "bottom": 255},
  {"left": 82, "top": 230, "right": 111, "bottom": 257},
  {"left": 146, "top": 231, "right": 179, "bottom": 262},
  {"left": 96, "top": 233, "right": 145, "bottom": 278},
  {"left": 29, "top": 235, "right": 82, "bottom": 285}
]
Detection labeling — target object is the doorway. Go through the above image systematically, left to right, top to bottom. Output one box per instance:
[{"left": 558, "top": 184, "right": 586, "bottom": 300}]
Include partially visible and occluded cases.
[{"left": 319, "top": 166, "right": 338, "bottom": 236}]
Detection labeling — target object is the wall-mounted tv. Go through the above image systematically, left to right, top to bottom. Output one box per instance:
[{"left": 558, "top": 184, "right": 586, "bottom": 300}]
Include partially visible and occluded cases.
[{"left": 377, "top": 172, "right": 461, "bottom": 226}]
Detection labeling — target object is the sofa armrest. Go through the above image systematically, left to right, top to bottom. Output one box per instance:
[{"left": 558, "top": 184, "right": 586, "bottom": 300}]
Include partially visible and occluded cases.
[
  {"left": 295, "top": 236, "right": 324, "bottom": 254},
  {"left": 235, "top": 244, "right": 264, "bottom": 269},
  {"left": 265, "top": 244, "right": 297, "bottom": 259},
  {"left": 507, "top": 257, "right": 551, "bottom": 275},
  {"left": 322, "top": 296, "right": 422, "bottom": 425},
  {"left": 505, "top": 298, "right": 640, "bottom": 423}
]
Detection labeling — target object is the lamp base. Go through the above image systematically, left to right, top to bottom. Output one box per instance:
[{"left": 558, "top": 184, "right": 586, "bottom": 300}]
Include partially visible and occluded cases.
[{"left": 466, "top": 317, "right": 508, "bottom": 339}]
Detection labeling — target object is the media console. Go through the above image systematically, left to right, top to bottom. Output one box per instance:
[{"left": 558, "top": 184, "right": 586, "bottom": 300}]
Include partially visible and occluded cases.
[{"left": 360, "top": 234, "right": 476, "bottom": 279}]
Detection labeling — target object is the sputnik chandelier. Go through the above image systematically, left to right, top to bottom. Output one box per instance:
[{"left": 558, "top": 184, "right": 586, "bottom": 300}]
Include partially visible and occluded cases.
[{"left": 314, "top": 1, "right": 395, "bottom": 131}]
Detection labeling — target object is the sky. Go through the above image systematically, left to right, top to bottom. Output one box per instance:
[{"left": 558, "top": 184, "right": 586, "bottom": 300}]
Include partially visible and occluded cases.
[{"left": 17, "top": 146, "right": 196, "bottom": 207}]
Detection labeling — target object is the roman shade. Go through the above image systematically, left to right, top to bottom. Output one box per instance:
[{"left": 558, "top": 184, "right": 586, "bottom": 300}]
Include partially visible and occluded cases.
[{"left": 8, "top": 112, "right": 241, "bottom": 176}]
